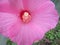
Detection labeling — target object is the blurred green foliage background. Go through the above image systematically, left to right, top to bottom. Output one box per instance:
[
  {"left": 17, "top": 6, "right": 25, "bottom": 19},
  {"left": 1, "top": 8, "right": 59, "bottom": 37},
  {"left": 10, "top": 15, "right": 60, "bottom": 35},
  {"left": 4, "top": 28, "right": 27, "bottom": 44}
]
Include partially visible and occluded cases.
[{"left": 0, "top": 0, "right": 60, "bottom": 45}]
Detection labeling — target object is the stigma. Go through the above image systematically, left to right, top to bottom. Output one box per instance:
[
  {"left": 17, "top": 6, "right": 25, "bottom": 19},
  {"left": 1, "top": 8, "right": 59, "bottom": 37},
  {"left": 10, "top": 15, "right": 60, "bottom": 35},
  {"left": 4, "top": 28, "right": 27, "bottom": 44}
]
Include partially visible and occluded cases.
[{"left": 20, "top": 11, "right": 31, "bottom": 23}]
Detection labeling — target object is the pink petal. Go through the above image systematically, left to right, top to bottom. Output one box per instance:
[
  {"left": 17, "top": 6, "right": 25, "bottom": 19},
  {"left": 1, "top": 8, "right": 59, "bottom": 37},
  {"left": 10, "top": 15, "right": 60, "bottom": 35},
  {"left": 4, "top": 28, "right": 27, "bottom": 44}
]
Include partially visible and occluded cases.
[
  {"left": 0, "top": 0, "right": 23, "bottom": 14},
  {"left": 0, "top": 0, "right": 9, "bottom": 4},
  {"left": 0, "top": 0, "right": 10, "bottom": 12},
  {"left": 0, "top": 0, "right": 59, "bottom": 45},
  {"left": 9, "top": 0, "right": 24, "bottom": 11},
  {"left": 23, "top": 0, "right": 50, "bottom": 11},
  {"left": 32, "top": 1, "right": 59, "bottom": 33},
  {"left": 33, "top": 1, "right": 55, "bottom": 14},
  {"left": 0, "top": 12, "right": 19, "bottom": 37},
  {"left": 0, "top": 12, "right": 45, "bottom": 45},
  {"left": 15, "top": 23, "right": 45, "bottom": 45}
]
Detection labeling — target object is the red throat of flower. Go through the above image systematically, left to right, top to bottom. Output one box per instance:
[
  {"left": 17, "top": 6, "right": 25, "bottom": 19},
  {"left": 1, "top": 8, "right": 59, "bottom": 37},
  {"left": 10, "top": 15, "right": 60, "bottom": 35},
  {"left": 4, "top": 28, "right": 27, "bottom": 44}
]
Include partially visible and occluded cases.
[{"left": 20, "top": 10, "right": 31, "bottom": 23}]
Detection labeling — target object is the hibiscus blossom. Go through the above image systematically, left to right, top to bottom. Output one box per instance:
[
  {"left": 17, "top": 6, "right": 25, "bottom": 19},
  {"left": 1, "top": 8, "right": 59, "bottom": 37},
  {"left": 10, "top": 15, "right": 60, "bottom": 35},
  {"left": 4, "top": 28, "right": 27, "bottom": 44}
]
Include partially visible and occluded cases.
[{"left": 0, "top": 0, "right": 59, "bottom": 45}]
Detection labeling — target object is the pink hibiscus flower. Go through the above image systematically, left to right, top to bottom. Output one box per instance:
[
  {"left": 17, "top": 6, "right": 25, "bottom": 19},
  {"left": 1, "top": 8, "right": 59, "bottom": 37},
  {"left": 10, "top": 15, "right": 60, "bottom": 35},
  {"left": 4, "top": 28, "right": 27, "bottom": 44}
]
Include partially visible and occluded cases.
[{"left": 0, "top": 0, "right": 59, "bottom": 45}]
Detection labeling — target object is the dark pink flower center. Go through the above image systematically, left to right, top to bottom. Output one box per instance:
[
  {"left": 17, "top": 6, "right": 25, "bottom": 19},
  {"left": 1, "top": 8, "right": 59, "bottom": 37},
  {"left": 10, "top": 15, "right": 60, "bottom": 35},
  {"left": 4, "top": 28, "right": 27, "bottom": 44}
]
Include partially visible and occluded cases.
[{"left": 20, "top": 10, "right": 31, "bottom": 23}]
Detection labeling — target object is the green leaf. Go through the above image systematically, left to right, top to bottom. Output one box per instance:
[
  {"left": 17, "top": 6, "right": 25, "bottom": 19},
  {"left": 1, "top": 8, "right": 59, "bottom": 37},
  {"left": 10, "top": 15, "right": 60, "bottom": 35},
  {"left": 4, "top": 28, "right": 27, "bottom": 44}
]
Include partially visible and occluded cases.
[{"left": 6, "top": 39, "right": 12, "bottom": 45}]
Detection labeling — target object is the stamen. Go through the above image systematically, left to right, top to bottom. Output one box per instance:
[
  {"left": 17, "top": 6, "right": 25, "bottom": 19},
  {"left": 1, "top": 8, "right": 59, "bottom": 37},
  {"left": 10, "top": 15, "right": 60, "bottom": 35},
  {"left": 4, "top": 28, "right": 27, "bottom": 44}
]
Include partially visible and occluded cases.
[{"left": 20, "top": 11, "right": 31, "bottom": 23}]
